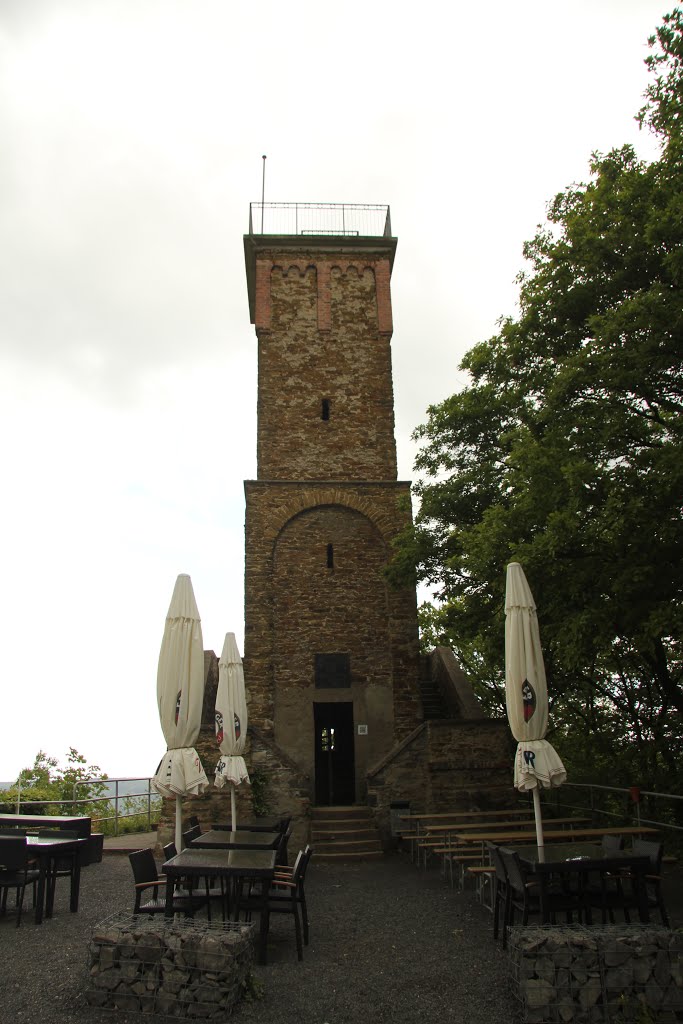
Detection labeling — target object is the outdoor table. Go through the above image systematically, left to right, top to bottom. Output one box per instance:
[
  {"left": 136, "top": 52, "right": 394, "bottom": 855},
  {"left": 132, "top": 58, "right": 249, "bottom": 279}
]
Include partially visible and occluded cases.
[
  {"left": 0, "top": 813, "right": 91, "bottom": 837},
  {"left": 425, "top": 816, "right": 590, "bottom": 833},
  {"left": 454, "top": 825, "right": 659, "bottom": 847},
  {"left": 189, "top": 830, "right": 280, "bottom": 850},
  {"left": 24, "top": 834, "right": 86, "bottom": 924},
  {"left": 515, "top": 843, "right": 651, "bottom": 924},
  {"left": 162, "top": 848, "right": 277, "bottom": 964}
]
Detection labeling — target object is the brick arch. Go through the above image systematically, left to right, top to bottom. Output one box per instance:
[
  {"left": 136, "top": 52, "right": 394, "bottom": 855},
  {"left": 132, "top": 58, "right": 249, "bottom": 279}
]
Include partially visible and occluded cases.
[
  {"left": 271, "top": 261, "right": 316, "bottom": 278},
  {"left": 329, "top": 261, "right": 376, "bottom": 277},
  {"left": 263, "top": 489, "right": 397, "bottom": 552}
]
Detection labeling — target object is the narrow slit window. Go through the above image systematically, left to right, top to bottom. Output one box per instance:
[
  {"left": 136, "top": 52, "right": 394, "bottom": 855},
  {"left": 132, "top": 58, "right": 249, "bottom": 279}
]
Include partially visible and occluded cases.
[
  {"left": 321, "top": 398, "right": 330, "bottom": 421},
  {"left": 327, "top": 543, "right": 334, "bottom": 569}
]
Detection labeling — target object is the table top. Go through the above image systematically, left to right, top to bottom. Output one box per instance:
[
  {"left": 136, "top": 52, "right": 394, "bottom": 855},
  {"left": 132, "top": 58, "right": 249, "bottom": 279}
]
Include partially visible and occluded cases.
[
  {"left": 400, "top": 809, "right": 531, "bottom": 822},
  {"left": 0, "top": 813, "right": 91, "bottom": 834},
  {"left": 425, "top": 817, "right": 590, "bottom": 833},
  {"left": 455, "top": 825, "right": 659, "bottom": 844},
  {"left": 190, "top": 830, "right": 280, "bottom": 850},
  {"left": 0, "top": 833, "right": 85, "bottom": 851},
  {"left": 515, "top": 843, "right": 651, "bottom": 872},
  {"left": 163, "top": 847, "right": 277, "bottom": 877}
]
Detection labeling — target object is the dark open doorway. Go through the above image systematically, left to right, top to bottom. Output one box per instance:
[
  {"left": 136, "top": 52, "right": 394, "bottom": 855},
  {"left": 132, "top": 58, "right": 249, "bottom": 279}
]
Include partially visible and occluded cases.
[{"left": 314, "top": 702, "right": 355, "bottom": 806}]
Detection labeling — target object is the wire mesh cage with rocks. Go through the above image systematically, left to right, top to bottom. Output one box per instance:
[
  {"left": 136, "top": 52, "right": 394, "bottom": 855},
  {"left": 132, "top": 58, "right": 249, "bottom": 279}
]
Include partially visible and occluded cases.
[
  {"left": 85, "top": 912, "right": 256, "bottom": 1019},
  {"left": 507, "top": 924, "right": 683, "bottom": 1024}
]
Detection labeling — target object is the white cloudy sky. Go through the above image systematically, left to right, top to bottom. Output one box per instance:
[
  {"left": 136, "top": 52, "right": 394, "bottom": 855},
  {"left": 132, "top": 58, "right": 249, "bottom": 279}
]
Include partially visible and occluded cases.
[{"left": 0, "top": 0, "right": 667, "bottom": 781}]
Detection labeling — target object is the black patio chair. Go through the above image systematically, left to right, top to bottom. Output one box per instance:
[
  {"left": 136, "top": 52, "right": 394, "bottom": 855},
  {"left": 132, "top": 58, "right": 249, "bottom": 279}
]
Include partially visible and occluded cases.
[
  {"left": 181, "top": 824, "right": 202, "bottom": 848},
  {"left": 584, "top": 834, "right": 626, "bottom": 924},
  {"left": 0, "top": 836, "right": 40, "bottom": 927},
  {"left": 632, "top": 839, "right": 669, "bottom": 926},
  {"left": 272, "top": 845, "right": 314, "bottom": 946},
  {"left": 128, "top": 848, "right": 206, "bottom": 916},
  {"left": 236, "top": 848, "right": 312, "bottom": 961},
  {"left": 499, "top": 848, "right": 584, "bottom": 939}
]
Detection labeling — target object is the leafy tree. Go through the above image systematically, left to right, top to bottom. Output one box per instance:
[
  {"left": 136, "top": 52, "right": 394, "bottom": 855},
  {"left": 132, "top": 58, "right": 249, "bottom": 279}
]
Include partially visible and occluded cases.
[
  {"left": 392, "top": 10, "right": 683, "bottom": 792},
  {"left": 1, "top": 748, "right": 109, "bottom": 815}
]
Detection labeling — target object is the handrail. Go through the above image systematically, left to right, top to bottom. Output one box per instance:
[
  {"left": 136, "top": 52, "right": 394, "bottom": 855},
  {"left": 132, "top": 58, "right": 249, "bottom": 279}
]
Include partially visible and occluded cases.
[
  {"left": 248, "top": 201, "right": 392, "bottom": 238},
  {"left": 4, "top": 776, "right": 162, "bottom": 836}
]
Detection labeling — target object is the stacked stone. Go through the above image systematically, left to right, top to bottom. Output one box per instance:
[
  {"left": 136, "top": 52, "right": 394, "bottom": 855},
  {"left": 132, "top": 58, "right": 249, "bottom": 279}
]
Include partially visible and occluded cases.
[
  {"left": 85, "top": 913, "right": 255, "bottom": 1018},
  {"left": 508, "top": 925, "right": 683, "bottom": 1023}
]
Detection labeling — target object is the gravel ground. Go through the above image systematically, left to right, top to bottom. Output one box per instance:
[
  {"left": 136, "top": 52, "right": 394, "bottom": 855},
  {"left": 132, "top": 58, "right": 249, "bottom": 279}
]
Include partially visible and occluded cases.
[{"left": 0, "top": 850, "right": 680, "bottom": 1024}]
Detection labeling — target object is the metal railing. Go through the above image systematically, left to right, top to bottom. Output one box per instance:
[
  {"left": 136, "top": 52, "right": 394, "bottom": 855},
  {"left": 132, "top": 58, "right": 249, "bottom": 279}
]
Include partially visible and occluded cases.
[
  {"left": 248, "top": 202, "right": 392, "bottom": 238},
  {"left": 6, "top": 777, "right": 161, "bottom": 836},
  {"left": 545, "top": 781, "right": 683, "bottom": 839}
]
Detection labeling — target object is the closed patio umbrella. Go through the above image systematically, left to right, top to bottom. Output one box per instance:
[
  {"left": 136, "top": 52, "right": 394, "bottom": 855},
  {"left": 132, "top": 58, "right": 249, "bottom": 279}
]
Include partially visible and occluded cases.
[
  {"left": 505, "top": 562, "right": 566, "bottom": 857},
  {"left": 153, "top": 573, "right": 209, "bottom": 852},
  {"left": 214, "top": 632, "right": 250, "bottom": 827}
]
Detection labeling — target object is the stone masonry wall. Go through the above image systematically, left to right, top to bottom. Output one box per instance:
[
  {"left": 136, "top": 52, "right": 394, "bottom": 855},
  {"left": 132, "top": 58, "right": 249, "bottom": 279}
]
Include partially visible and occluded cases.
[
  {"left": 255, "top": 254, "right": 397, "bottom": 481},
  {"left": 243, "top": 481, "right": 421, "bottom": 780},
  {"left": 366, "top": 718, "right": 514, "bottom": 845}
]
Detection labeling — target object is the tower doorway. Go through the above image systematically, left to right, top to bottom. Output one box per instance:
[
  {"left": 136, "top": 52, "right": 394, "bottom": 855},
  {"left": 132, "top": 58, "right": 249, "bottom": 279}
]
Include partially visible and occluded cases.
[{"left": 314, "top": 702, "right": 355, "bottom": 806}]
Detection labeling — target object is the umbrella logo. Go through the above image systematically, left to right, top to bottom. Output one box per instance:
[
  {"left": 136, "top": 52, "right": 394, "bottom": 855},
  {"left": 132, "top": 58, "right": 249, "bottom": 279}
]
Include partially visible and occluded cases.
[
  {"left": 522, "top": 679, "right": 536, "bottom": 721},
  {"left": 175, "top": 690, "right": 182, "bottom": 725},
  {"left": 215, "top": 711, "right": 224, "bottom": 744},
  {"left": 234, "top": 713, "right": 241, "bottom": 740},
  {"left": 523, "top": 750, "right": 536, "bottom": 768}
]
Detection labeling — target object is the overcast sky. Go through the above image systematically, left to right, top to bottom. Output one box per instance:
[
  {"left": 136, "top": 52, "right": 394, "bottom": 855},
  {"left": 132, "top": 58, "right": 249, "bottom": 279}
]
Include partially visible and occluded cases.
[{"left": 0, "top": 0, "right": 667, "bottom": 781}]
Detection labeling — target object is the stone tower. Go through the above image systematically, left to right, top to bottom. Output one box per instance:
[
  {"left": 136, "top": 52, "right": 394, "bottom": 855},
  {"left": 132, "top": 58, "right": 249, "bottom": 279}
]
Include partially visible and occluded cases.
[{"left": 243, "top": 203, "right": 421, "bottom": 807}]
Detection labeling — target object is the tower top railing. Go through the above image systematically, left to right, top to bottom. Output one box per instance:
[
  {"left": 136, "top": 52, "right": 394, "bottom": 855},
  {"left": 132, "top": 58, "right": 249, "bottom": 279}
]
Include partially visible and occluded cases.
[{"left": 248, "top": 202, "right": 392, "bottom": 238}]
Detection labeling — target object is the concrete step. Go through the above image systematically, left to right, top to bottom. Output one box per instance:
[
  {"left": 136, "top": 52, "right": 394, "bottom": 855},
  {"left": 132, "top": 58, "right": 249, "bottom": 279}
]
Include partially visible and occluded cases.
[
  {"left": 310, "top": 805, "right": 374, "bottom": 821},
  {"left": 311, "top": 826, "right": 379, "bottom": 842},
  {"left": 314, "top": 838, "right": 383, "bottom": 856},
  {"left": 314, "top": 848, "right": 385, "bottom": 862}
]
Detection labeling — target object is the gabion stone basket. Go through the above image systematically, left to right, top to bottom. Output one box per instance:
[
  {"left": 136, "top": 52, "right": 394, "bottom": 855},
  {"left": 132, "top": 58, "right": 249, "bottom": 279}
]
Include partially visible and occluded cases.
[
  {"left": 85, "top": 912, "right": 256, "bottom": 1019},
  {"left": 508, "top": 924, "right": 683, "bottom": 1024}
]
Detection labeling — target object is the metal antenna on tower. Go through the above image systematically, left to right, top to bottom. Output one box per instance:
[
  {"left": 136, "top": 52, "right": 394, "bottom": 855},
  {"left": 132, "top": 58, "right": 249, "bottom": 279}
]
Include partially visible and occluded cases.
[{"left": 261, "top": 155, "right": 266, "bottom": 234}]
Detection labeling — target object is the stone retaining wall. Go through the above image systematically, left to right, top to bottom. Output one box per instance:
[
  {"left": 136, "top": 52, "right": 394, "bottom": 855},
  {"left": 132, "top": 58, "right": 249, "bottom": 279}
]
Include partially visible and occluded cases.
[
  {"left": 85, "top": 913, "right": 255, "bottom": 1018},
  {"left": 508, "top": 925, "right": 683, "bottom": 1023}
]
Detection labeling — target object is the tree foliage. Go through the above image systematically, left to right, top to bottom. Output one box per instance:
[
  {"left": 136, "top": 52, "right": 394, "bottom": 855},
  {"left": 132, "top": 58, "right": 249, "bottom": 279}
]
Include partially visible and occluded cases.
[
  {"left": 393, "top": 11, "right": 683, "bottom": 790},
  {"left": 0, "top": 748, "right": 108, "bottom": 814}
]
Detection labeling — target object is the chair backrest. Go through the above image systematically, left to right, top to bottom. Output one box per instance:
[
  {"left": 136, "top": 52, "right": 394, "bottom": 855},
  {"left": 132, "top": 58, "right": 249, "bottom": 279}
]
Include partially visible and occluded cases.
[
  {"left": 186, "top": 815, "right": 200, "bottom": 830},
  {"left": 277, "top": 816, "right": 292, "bottom": 834},
  {"left": 182, "top": 825, "right": 201, "bottom": 847},
  {"left": 0, "top": 828, "right": 28, "bottom": 836},
  {"left": 276, "top": 828, "right": 292, "bottom": 866},
  {"left": 601, "top": 834, "right": 624, "bottom": 853},
  {"left": 0, "top": 836, "right": 29, "bottom": 871},
  {"left": 633, "top": 839, "right": 663, "bottom": 872},
  {"left": 485, "top": 842, "right": 508, "bottom": 885},
  {"left": 163, "top": 843, "right": 177, "bottom": 861},
  {"left": 298, "top": 845, "right": 313, "bottom": 882},
  {"left": 128, "top": 848, "right": 159, "bottom": 886},
  {"left": 498, "top": 848, "right": 527, "bottom": 894},
  {"left": 289, "top": 849, "right": 305, "bottom": 882}
]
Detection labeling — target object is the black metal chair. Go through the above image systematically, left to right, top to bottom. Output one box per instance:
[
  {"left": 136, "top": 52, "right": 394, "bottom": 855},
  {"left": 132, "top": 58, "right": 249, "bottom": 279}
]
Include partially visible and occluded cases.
[
  {"left": 181, "top": 824, "right": 202, "bottom": 848},
  {"left": 584, "top": 834, "right": 626, "bottom": 924},
  {"left": 0, "top": 836, "right": 40, "bottom": 927},
  {"left": 632, "top": 839, "right": 669, "bottom": 926},
  {"left": 272, "top": 845, "right": 313, "bottom": 947},
  {"left": 129, "top": 848, "right": 206, "bottom": 916},
  {"left": 236, "top": 848, "right": 312, "bottom": 961},
  {"left": 499, "top": 848, "right": 584, "bottom": 938}
]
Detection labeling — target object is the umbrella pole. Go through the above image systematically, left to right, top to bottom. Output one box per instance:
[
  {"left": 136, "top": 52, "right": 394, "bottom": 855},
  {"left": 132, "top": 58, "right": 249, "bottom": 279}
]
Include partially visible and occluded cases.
[
  {"left": 231, "top": 784, "right": 237, "bottom": 830},
  {"left": 532, "top": 788, "right": 545, "bottom": 862},
  {"left": 175, "top": 794, "right": 183, "bottom": 852}
]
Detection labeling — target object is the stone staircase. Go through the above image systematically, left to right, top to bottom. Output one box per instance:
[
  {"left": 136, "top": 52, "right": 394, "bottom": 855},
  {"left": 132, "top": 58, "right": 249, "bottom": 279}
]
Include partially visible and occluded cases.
[
  {"left": 419, "top": 658, "right": 449, "bottom": 720},
  {"left": 310, "top": 805, "right": 384, "bottom": 861}
]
